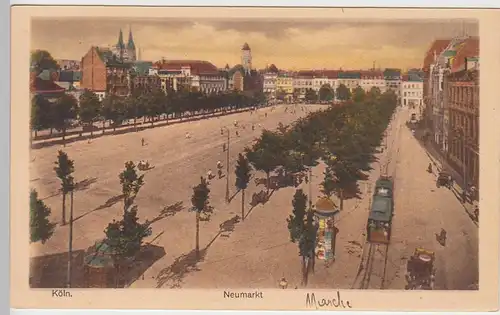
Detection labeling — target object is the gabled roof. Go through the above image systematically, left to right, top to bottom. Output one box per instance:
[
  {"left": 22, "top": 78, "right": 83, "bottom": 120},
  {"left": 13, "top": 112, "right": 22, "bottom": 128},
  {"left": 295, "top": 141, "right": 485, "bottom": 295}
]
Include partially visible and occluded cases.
[
  {"left": 450, "top": 37, "right": 479, "bottom": 73},
  {"left": 423, "top": 39, "right": 452, "bottom": 72},
  {"left": 30, "top": 73, "right": 65, "bottom": 94}
]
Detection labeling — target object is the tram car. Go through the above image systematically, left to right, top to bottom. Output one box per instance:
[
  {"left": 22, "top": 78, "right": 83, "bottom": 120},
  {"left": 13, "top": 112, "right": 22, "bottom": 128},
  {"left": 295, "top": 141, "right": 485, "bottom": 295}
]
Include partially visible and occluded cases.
[{"left": 366, "top": 175, "right": 394, "bottom": 244}]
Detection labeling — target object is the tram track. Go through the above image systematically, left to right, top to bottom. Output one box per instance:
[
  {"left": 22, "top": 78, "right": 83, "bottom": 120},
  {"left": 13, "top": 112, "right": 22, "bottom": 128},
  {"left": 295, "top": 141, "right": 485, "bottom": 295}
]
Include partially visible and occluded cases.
[{"left": 350, "top": 108, "right": 404, "bottom": 290}]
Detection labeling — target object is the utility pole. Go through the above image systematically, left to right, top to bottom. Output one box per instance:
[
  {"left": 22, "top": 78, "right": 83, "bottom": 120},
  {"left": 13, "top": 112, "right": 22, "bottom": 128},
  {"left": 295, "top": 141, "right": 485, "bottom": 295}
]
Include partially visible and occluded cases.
[{"left": 225, "top": 128, "right": 230, "bottom": 202}]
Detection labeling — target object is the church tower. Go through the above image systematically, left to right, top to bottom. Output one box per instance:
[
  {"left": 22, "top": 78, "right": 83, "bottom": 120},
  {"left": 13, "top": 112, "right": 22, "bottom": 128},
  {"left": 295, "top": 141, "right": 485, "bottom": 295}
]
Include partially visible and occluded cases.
[
  {"left": 126, "top": 27, "right": 137, "bottom": 62},
  {"left": 113, "top": 29, "right": 126, "bottom": 60},
  {"left": 241, "top": 43, "right": 252, "bottom": 75}
]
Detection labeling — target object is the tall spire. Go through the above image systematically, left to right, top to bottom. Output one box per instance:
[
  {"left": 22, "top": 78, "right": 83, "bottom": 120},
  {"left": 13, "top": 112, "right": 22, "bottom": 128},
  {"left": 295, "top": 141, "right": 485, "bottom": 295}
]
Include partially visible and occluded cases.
[
  {"left": 127, "top": 26, "right": 136, "bottom": 50},
  {"left": 117, "top": 29, "right": 125, "bottom": 49}
]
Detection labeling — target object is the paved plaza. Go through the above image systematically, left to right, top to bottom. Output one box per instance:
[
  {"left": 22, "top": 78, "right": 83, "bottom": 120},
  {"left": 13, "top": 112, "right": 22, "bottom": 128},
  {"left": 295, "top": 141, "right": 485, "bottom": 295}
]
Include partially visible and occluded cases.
[{"left": 29, "top": 104, "right": 478, "bottom": 290}]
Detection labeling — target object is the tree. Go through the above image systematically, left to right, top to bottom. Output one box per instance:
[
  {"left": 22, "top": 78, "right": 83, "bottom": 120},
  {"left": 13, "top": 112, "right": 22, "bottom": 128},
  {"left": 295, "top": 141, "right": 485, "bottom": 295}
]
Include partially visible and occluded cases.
[
  {"left": 30, "top": 49, "right": 59, "bottom": 74},
  {"left": 318, "top": 84, "right": 334, "bottom": 102},
  {"left": 336, "top": 84, "right": 351, "bottom": 101},
  {"left": 352, "top": 86, "right": 366, "bottom": 103},
  {"left": 304, "top": 89, "right": 317, "bottom": 103},
  {"left": 79, "top": 90, "right": 101, "bottom": 136},
  {"left": 52, "top": 94, "right": 78, "bottom": 144},
  {"left": 102, "top": 94, "right": 127, "bottom": 131},
  {"left": 31, "top": 95, "right": 52, "bottom": 137},
  {"left": 246, "top": 130, "right": 285, "bottom": 193},
  {"left": 54, "top": 150, "right": 74, "bottom": 225},
  {"left": 235, "top": 153, "right": 252, "bottom": 220},
  {"left": 118, "top": 161, "right": 145, "bottom": 212},
  {"left": 320, "top": 167, "right": 336, "bottom": 198},
  {"left": 191, "top": 176, "right": 210, "bottom": 259},
  {"left": 30, "top": 189, "right": 55, "bottom": 243},
  {"left": 286, "top": 189, "right": 316, "bottom": 286},
  {"left": 104, "top": 204, "right": 152, "bottom": 287}
]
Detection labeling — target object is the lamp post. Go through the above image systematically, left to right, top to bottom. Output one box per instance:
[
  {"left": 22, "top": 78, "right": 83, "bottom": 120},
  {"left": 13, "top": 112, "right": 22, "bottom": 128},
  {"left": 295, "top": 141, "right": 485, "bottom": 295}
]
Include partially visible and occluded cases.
[
  {"left": 223, "top": 126, "right": 230, "bottom": 202},
  {"left": 66, "top": 179, "right": 75, "bottom": 288}
]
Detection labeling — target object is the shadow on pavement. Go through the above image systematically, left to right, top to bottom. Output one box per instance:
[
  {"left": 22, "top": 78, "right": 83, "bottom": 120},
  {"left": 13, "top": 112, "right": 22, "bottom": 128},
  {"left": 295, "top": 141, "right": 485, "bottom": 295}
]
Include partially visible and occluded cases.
[
  {"left": 73, "top": 194, "right": 124, "bottom": 223},
  {"left": 149, "top": 201, "right": 185, "bottom": 224},
  {"left": 155, "top": 215, "right": 241, "bottom": 288},
  {"left": 30, "top": 244, "right": 166, "bottom": 288}
]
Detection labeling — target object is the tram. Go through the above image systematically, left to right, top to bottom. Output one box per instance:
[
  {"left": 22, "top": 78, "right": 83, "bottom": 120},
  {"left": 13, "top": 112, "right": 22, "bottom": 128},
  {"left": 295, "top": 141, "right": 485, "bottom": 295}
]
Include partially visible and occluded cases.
[{"left": 366, "top": 175, "right": 394, "bottom": 244}]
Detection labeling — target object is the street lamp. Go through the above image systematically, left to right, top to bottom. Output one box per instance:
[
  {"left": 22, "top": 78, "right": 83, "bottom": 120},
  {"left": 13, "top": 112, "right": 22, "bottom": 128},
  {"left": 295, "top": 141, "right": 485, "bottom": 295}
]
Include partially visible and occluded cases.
[{"left": 222, "top": 126, "right": 230, "bottom": 203}]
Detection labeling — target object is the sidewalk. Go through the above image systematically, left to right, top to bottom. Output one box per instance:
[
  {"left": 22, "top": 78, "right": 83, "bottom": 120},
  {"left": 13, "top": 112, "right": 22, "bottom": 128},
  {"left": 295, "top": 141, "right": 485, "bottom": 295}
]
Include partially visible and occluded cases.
[{"left": 414, "top": 129, "right": 478, "bottom": 222}]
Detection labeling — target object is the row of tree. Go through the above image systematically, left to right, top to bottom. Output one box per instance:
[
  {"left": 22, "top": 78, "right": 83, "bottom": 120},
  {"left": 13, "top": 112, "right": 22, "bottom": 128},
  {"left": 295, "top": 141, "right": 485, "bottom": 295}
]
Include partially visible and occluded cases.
[
  {"left": 275, "top": 83, "right": 362, "bottom": 103},
  {"left": 243, "top": 86, "right": 397, "bottom": 285},
  {"left": 31, "top": 88, "right": 267, "bottom": 141}
]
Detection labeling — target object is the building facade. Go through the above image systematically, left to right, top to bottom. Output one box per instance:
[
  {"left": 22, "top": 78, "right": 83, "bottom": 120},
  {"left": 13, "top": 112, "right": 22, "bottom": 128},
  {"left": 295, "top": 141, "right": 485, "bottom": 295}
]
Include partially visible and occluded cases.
[
  {"left": 423, "top": 39, "right": 452, "bottom": 135},
  {"left": 151, "top": 59, "right": 225, "bottom": 94},
  {"left": 383, "top": 68, "right": 402, "bottom": 97},
  {"left": 445, "top": 68, "right": 479, "bottom": 187},
  {"left": 360, "top": 70, "right": 385, "bottom": 93},
  {"left": 263, "top": 71, "right": 278, "bottom": 98},
  {"left": 337, "top": 71, "right": 361, "bottom": 93},
  {"left": 276, "top": 73, "right": 294, "bottom": 100},
  {"left": 401, "top": 73, "right": 423, "bottom": 109}
]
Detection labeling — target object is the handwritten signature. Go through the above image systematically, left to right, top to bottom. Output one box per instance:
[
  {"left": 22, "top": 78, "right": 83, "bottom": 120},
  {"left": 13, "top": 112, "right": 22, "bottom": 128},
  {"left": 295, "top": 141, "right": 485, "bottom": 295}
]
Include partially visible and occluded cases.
[{"left": 305, "top": 292, "right": 353, "bottom": 309}]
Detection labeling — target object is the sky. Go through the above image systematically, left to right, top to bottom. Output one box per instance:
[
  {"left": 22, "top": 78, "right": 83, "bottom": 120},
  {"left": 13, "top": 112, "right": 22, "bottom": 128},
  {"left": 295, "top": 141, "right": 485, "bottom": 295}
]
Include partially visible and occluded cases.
[{"left": 31, "top": 18, "right": 478, "bottom": 70}]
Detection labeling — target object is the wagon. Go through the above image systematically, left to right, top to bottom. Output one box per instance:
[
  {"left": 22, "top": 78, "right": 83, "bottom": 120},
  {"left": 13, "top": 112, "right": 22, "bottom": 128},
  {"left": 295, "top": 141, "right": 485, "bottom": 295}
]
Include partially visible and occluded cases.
[
  {"left": 436, "top": 171, "right": 453, "bottom": 188},
  {"left": 405, "top": 248, "right": 436, "bottom": 290}
]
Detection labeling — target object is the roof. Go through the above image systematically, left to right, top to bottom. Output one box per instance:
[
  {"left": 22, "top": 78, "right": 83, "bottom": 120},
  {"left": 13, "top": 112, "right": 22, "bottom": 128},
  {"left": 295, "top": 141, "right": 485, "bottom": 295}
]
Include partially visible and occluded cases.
[
  {"left": 450, "top": 37, "right": 479, "bottom": 73},
  {"left": 423, "top": 39, "right": 452, "bottom": 71},
  {"left": 242, "top": 42, "right": 251, "bottom": 51},
  {"left": 95, "top": 46, "right": 114, "bottom": 63},
  {"left": 154, "top": 59, "right": 219, "bottom": 75},
  {"left": 132, "top": 61, "right": 153, "bottom": 76},
  {"left": 383, "top": 68, "right": 401, "bottom": 78},
  {"left": 58, "top": 70, "right": 82, "bottom": 82},
  {"left": 360, "top": 70, "right": 384, "bottom": 79},
  {"left": 338, "top": 71, "right": 361, "bottom": 79},
  {"left": 30, "top": 75, "right": 65, "bottom": 94},
  {"left": 375, "top": 177, "right": 393, "bottom": 190},
  {"left": 369, "top": 196, "right": 392, "bottom": 222},
  {"left": 315, "top": 197, "right": 337, "bottom": 211}
]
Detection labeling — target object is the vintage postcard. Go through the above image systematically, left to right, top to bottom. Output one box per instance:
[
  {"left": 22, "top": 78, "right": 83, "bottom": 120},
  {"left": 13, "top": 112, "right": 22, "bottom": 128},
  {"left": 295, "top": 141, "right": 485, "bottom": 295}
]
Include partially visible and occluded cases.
[{"left": 10, "top": 6, "right": 500, "bottom": 311}]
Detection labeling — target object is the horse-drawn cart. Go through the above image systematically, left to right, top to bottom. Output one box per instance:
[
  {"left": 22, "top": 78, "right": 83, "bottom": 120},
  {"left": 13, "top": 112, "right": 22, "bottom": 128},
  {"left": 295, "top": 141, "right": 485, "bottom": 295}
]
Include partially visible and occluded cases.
[{"left": 405, "top": 248, "right": 436, "bottom": 290}]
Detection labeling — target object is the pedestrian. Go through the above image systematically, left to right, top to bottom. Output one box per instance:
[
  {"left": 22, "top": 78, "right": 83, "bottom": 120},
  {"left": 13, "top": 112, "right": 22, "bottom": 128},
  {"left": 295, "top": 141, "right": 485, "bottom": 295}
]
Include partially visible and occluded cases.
[
  {"left": 141, "top": 138, "right": 145, "bottom": 146},
  {"left": 222, "top": 143, "right": 226, "bottom": 152}
]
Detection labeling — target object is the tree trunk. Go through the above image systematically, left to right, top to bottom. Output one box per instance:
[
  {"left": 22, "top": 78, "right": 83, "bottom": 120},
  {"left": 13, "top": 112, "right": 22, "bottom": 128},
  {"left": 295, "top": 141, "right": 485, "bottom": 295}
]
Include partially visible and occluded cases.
[
  {"left": 150, "top": 116, "right": 154, "bottom": 126},
  {"left": 134, "top": 117, "right": 137, "bottom": 132},
  {"left": 102, "top": 120, "right": 106, "bottom": 134},
  {"left": 90, "top": 126, "right": 93, "bottom": 137},
  {"left": 50, "top": 128, "right": 53, "bottom": 136},
  {"left": 62, "top": 128, "right": 66, "bottom": 147},
  {"left": 34, "top": 130, "right": 38, "bottom": 138},
  {"left": 266, "top": 172, "right": 270, "bottom": 194},
  {"left": 241, "top": 189, "right": 245, "bottom": 220},
  {"left": 340, "top": 189, "right": 344, "bottom": 211},
  {"left": 61, "top": 192, "right": 66, "bottom": 225},
  {"left": 195, "top": 211, "right": 200, "bottom": 259},
  {"left": 311, "top": 251, "right": 316, "bottom": 274},
  {"left": 301, "top": 256, "right": 307, "bottom": 286}
]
